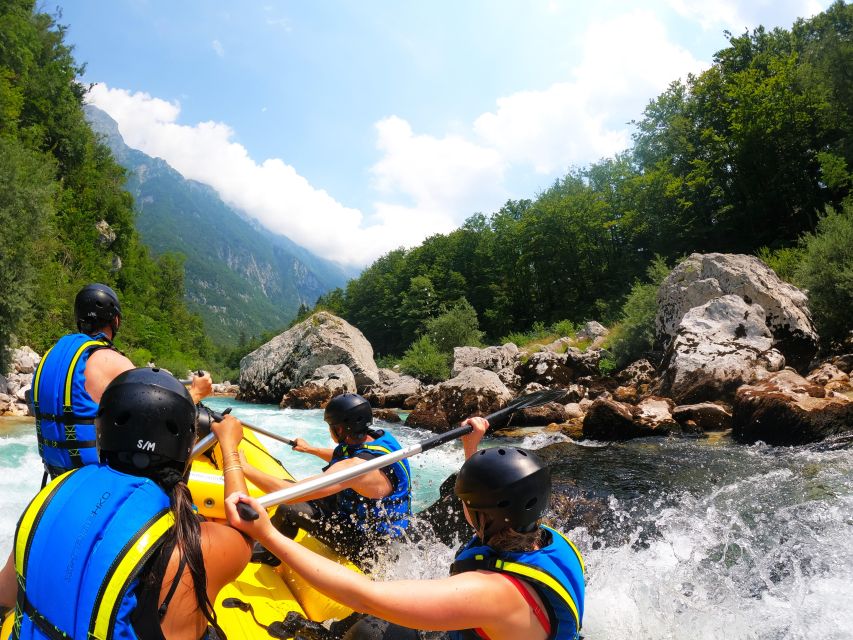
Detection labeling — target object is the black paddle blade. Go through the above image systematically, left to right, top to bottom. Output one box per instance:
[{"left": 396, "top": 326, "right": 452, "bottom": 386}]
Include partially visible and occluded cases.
[{"left": 485, "top": 388, "right": 568, "bottom": 427}]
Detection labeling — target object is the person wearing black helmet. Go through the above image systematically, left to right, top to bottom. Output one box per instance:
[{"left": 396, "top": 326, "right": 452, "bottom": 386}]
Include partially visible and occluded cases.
[
  {"left": 29, "top": 283, "right": 212, "bottom": 480},
  {"left": 0, "top": 367, "right": 252, "bottom": 640},
  {"left": 241, "top": 392, "right": 412, "bottom": 568},
  {"left": 224, "top": 416, "right": 586, "bottom": 640}
]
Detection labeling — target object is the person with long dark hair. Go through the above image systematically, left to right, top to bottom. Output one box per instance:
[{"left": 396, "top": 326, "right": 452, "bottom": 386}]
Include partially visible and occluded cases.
[
  {"left": 1, "top": 367, "right": 251, "bottom": 640},
  {"left": 225, "top": 417, "right": 586, "bottom": 640}
]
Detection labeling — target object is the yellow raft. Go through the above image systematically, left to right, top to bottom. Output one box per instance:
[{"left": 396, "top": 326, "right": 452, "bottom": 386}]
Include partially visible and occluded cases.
[{"left": 0, "top": 431, "right": 360, "bottom": 639}]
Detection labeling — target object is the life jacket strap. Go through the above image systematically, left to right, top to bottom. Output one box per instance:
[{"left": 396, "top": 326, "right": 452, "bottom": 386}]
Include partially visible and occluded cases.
[
  {"left": 33, "top": 412, "right": 96, "bottom": 425},
  {"left": 16, "top": 589, "right": 72, "bottom": 640}
]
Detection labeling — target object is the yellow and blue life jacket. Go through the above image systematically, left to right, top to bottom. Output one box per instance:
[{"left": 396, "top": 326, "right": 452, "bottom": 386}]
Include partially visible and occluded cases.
[
  {"left": 30, "top": 333, "right": 113, "bottom": 477},
  {"left": 327, "top": 430, "right": 412, "bottom": 537},
  {"left": 12, "top": 464, "right": 173, "bottom": 640},
  {"left": 448, "top": 525, "right": 585, "bottom": 640}
]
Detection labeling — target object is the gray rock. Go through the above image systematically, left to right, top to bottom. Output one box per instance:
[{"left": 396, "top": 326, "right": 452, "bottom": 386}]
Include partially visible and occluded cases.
[
  {"left": 95, "top": 219, "right": 116, "bottom": 247},
  {"left": 656, "top": 253, "right": 818, "bottom": 370},
  {"left": 655, "top": 295, "right": 786, "bottom": 403},
  {"left": 239, "top": 312, "right": 379, "bottom": 403},
  {"left": 576, "top": 321, "right": 609, "bottom": 341},
  {"left": 452, "top": 344, "right": 518, "bottom": 377},
  {"left": 11, "top": 346, "right": 40, "bottom": 375},
  {"left": 564, "top": 347, "right": 602, "bottom": 376},
  {"left": 516, "top": 352, "right": 576, "bottom": 386},
  {"left": 616, "top": 359, "right": 655, "bottom": 386},
  {"left": 309, "top": 364, "right": 357, "bottom": 394},
  {"left": 406, "top": 367, "right": 513, "bottom": 433},
  {"left": 733, "top": 369, "right": 853, "bottom": 445},
  {"left": 364, "top": 373, "right": 424, "bottom": 409},
  {"left": 15, "top": 384, "right": 31, "bottom": 403},
  {"left": 582, "top": 396, "right": 680, "bottom": 440},
  {"left": 672, "top": 403, "right": 733, "bottom": 431}
]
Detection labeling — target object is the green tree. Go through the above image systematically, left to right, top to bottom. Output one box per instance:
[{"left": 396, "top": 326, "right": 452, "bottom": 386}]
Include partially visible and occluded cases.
[
  {"left": 795, "top": 203, "right": 853, "bottom": 348},
  {"left": 423, "top": 298, "right": 483, "bottom": 353},
  {"left": 399, "top": 336, "right": 449, "bottom": 384}
]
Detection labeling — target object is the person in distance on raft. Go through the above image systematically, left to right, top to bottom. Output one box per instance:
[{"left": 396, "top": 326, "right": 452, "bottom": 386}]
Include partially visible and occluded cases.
[
  {"left": 29, "top": 283, "right": 212, "bottom": 481},
  {"left": 0, "top": 367, "right": 251, "bottom": 640},
  {"left": 240, "top": 393, "right": 412, "bottom": 569},
  {"left": 225, "top": 416, "right": 586, "bottom": 640}
]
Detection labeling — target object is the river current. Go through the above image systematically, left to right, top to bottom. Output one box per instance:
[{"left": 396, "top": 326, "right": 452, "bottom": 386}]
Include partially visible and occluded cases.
[{"left": 1, "top": 398, "right": 851, "bottom": 639}]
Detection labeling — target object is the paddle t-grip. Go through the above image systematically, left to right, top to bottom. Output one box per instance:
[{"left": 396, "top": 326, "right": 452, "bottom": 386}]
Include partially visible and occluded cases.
[{"left": 237, "top": 501, "right": 260, "bottom": 521}]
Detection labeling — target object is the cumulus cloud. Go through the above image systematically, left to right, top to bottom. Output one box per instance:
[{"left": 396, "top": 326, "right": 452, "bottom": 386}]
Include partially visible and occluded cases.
[
  {"left": 666, "top": 0, "right": 828, "bottom": 31},
  {"left": 88, "top": 9, "right": 711, "bottom": 268},
  {"left": 377, "top": 10, "right": 706, "bottom": 187},
  {"left": 211, "top": 39, "right": 225, "bottom": 58},
  {"left": 87, "top": 84, "right": 429, "bottom": 266}
]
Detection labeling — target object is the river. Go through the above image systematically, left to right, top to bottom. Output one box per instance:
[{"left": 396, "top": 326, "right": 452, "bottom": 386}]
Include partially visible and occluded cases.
[{"left": 1, "top": 398, "right": 851, "bottom": 639}]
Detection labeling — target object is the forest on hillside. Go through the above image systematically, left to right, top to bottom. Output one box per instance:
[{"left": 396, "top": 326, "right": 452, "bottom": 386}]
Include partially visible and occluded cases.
[
  {"left": 0, "top": 1, "right": 213, "bottom": 373},
  {"left": 1, "top": 1, "right": 851, "bottom": 382},
  {"left": 312, "top": 1, "right": 853, "bottom": 371}
]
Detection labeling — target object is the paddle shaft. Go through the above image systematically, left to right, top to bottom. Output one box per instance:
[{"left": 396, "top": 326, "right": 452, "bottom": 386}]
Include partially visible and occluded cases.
[
  {"left": 220, "top": 386, "right": 566, "bottom": 520},
  {"left": 190, "top": 410, "right": 296, "bottom": 459},
  {"left": 253, "top": 423, "right": 473, "bottom": 511}
]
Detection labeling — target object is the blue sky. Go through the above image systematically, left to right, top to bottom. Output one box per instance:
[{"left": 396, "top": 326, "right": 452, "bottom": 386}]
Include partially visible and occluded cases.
[{"left": 59, "top": 0, "right": 831, "bottom": 266}]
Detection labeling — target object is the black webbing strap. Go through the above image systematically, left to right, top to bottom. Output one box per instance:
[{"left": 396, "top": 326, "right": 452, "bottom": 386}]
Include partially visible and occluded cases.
[{"left": 16, "top": 592, "right": 72, "bottom": 640}]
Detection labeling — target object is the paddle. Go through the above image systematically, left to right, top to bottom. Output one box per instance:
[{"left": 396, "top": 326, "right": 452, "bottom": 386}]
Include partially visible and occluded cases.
[
  {"left": 234, "top": 387, "right": 568, "bottom": 520},
  {"left": 191, "top": 406, "right": 297, "bottom": 459}
]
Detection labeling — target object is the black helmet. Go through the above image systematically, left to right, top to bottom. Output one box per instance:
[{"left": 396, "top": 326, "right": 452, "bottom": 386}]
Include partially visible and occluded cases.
[
  {"left": 75, "top": 283, "right": 122, "bottom": 334},
  {"left": 96, "top": 367, "right": 197, "bottom": 474},
  {"left": 323, "top": 393, "right": 373, "bottom": 438},
  {"left": 455, "top": 447, "right": 551, "bottom": 540}
]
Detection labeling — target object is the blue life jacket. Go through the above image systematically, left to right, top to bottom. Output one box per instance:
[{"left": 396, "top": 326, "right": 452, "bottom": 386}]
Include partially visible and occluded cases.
[
  {"left": 30, "top": 333, "right": 114, "bottom": 476},
  {"left": 326, "top": 430, "right": 412, "bottom": 537},
  {"left": 12, "top": 464, "right": 173, "bottom": 640},
  {"left": 448, "top": 525, "right": 585, "bottom": 640}
]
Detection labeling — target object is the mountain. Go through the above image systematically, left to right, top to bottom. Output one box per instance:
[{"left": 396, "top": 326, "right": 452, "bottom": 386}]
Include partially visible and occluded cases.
[{"left": 85, "top": 105, "right": 355, "bottom": 345}]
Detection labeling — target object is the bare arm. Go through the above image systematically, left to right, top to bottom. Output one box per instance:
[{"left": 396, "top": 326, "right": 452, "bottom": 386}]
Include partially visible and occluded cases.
[
  {"left": 83, "top": 349, "right": 134, "bottom": 403},
  {"left": 211, "top": 415, "right": 249, "bottom": 498},
  {"left": 460, "top": 417, "right": 489, "bottom": 459},
  {"left": 291, "top": 437, "right": 335, "bottom": 462},
  {"left": 239, "top": 452, "right": 295, "bottom": 493},
  {"left": 286, "top": 457, "right": 393, "bottom": 502},
  {"left": 224, "top": 494, "right": 536, "bottom": 636},
  {"left": 0, "top": 550, "right": 15, "bottom": 609}
]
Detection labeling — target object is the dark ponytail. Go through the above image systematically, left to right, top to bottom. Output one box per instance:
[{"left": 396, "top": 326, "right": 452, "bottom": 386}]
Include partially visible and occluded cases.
[{"left": 148, "top": 468, "right": 227, "bottom": 639}]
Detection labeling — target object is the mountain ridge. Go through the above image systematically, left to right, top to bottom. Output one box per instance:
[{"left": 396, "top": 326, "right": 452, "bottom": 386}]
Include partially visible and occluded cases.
[{"left": 85, "top": 105, "right": 354, "bottom": 345}]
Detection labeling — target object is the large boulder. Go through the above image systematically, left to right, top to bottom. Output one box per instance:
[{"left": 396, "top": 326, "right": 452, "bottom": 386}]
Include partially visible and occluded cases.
[
  {"left": 656, "top": 253, "right": 818, "bottom": 370},
  {"left": 655, "top": 295, "right": 786, "bottom": 403},
  {"left": 239, "top": 312, "right": 379, "bottom": 403},
  {"left": 576, "top": 321, "right": 610, "bottom": 342},
  {"left": 452, "top": 344, "right": 519, "bottom": 377},
  {"left": 9, "top": 346, "right": 40, "bottom": 375},
  {"left": 516, "top": 352, "right": 576, "bottom": 387},
  {"left": 280, "top": 364, "right": 356, "bottom": 409},
  {"left": 406, "top": 367, "right": 513, "bottom": 433},
  {"left": 364, "top": 369, "right": 425, "bottom": 408},
  {"left": 733, "top": 369, "right": 853, "bottom": 445},
  {"left": 582, "top": 396, "right": 681, "bottom": 440},
  {"left": 672, "top": 402, "right": 732, "bottom": 431}
]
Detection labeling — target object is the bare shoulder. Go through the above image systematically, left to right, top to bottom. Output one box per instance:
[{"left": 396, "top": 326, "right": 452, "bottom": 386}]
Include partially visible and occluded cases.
[
  {"left": 87, "top": 347, "right": 134, "bottom": 372},
  {"left": 84, "top": 348, "right": 134, "bottom": 401},
  {"left": 200, "top": 521, "right": 251, "bottom": 587}
]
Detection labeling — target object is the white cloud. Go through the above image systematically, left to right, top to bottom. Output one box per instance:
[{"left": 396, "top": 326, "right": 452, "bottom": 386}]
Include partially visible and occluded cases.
[
  {"left": 667, "top": 0, "right": 829, "bottom": 31},
  {"left": 88, "top": 9, "right": 710, "bottom": 268},
  {"left": 211, "top": 39, "right": 225, "bottom": 58},
  {"left": 87, "top": 84, "right": 419, "bottom": 266}
]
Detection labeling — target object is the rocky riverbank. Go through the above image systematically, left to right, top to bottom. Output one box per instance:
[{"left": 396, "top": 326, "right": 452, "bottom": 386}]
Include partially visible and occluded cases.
[{"left": 237, "top": 253, "right": 852, "bottom": 447}]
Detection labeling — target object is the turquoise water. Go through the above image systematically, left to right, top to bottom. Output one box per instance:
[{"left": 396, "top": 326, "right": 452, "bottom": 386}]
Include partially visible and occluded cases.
[{"left": 2, "top": 403, "right": 852, "bottom": 638}]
